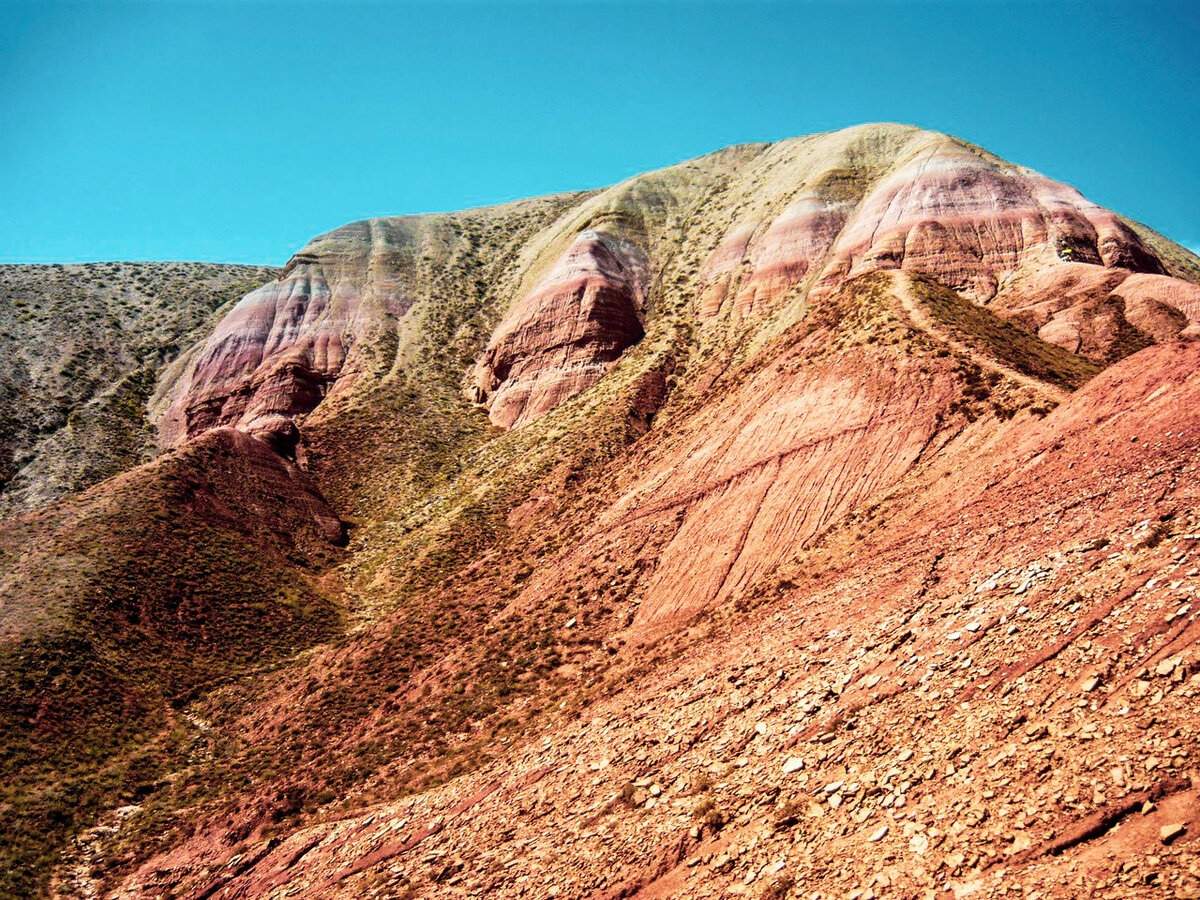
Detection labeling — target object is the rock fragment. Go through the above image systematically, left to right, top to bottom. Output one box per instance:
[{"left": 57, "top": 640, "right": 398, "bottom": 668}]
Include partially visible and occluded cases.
[{"left": 1161, "top": 823, "right": 1187, "bottom": 844}]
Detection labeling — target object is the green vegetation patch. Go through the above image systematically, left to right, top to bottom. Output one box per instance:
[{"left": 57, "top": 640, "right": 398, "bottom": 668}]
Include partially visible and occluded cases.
[{"left": 909, "top": 272, "right": 1102, "bottom": 390}]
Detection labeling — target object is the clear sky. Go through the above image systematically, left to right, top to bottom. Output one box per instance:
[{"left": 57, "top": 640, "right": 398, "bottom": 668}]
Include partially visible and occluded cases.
[{"left": 2, "top": 0, "right": 1197, "bottom": 264}]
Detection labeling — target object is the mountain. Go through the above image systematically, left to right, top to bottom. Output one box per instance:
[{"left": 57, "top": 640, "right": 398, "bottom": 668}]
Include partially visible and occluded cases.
[{"left": 3, "top": 124, "right": 1200, "bottom": 900}]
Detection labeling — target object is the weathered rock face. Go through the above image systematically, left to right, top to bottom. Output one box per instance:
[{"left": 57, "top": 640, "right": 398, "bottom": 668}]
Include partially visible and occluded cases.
[
  {"left": 153, "top": 126, "right": 1200, "bottom": 443},
  {"left": 677, "top": 136, "right": 1200, "bottom": 394},
  {"left": 686, "top": 139, "right": 1191, "bottom": 364},
  {"left": 832, "top": 146, "right": 1165, "bottom": 299},
  {"left": 725, "top": 195, "right": 848, "bottom": 318},
  {"left": 157, "top": 217, "right": 429, "bottom": 448},
  {"left": 696, "top": 224, "right": 755, "bottom": 318},
  {"left": 470, "top": 231, "right": 649, "bottom": 428},
  {"left": 995, "top": 263, "right": 1200, "bottom": 360},
  {"left": 166, "top": 271, "right": 349, "bottom": 440},
  {"left": 619, "top": 339, "right": 958, "bottom": 628}
]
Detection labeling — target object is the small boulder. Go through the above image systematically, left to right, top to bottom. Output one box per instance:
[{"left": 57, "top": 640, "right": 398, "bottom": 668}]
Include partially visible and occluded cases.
[{"left": 1161, "top": 823, "right": 1187, "bottom": 845}]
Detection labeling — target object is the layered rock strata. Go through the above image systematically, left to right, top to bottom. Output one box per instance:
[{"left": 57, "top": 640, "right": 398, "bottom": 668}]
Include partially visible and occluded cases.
[
  {"left": 8, "top": 123, "right": 1200, "bottom": 900},
  {"left": 157, "top": 127, "right": 1200, "bottom": 444},
  {"left": 470, "top": 231, "right": 649, "bottom": 428}
]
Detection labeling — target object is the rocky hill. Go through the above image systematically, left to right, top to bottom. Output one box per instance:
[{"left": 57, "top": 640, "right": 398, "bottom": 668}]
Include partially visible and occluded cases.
[{"left": 3, "top": 124, "right": 1200, "bottom": 900}]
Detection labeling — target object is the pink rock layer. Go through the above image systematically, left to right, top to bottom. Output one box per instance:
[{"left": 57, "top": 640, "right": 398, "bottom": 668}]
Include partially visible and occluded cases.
[
  {"left": 165, "top": 135, "right": 1200, "bottom": 442},
  {"left": 695, "top": 145, "right": 1191, "bottom": 364},
  {"left": 832, "top": 146, "right": 1163, "bottom": 299},
  {"left": 697, "top": 196, "right": 848, "bottom": 319},
  {"left": 160, "top": 216, "right": 421, "bottom": 448},
  {"left": 471, "top": 231, "right": 649, "bottom": 429},
  {"left": 995, "top": 264, "right": 1200, "bottom": 359},
  {"left": 162, "top": 267, "right": 360, "bottom": 446},
  {"left": 560, "top": 337, "right": 961, "bottom": 630}
]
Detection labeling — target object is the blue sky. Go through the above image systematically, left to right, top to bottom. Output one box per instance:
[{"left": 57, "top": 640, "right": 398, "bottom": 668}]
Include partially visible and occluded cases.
[{"left": 2, "top": 0, "right": 1197, "bottom": 264}]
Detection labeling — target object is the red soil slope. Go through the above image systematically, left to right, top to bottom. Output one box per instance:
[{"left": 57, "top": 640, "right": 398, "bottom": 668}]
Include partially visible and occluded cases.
[{"left": 105, "top": 304, "right": 1200, "bottom": 900}]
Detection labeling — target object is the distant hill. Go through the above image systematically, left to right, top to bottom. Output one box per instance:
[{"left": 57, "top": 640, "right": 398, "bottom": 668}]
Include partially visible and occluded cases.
[{"left": 0, "top": 262, "right": 277, "bottom": 515}]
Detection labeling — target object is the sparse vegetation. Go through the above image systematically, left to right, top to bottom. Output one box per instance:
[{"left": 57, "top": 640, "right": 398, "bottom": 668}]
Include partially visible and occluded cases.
[
  {"left": 2, "top": 129, "right": 1199, "bottom": 899},
  {"left": 0, "top": 262, "right": 279, "bottom": 515},
  {"left": 909, "top": 272, "right": 1103, "bottom": 390},
  {"left": 0, "top": 438, "right": 340, "bottom": 897},
  {"left": 1139, "top": 513, "right": 1175, "bottom": 549},
  {"left": 692, "top": 796, "right": 726, "bottom": 830},
  {"left": 761, "top": 874, "right": 795, "bottom": 899}
]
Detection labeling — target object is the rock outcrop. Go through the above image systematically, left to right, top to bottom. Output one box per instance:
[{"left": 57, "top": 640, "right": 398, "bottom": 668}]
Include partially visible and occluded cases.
[
  {"left": 155, "top": 126, "right": 1200, "bottom": 443},
  {"left": 694, "top": 139, "right": 1191, "bottom": 365},
  {"left": 832, "top": 146, "right": 1164, "bottom": 296},
  {"left": 739, "top": 194, "right": 848, "bottom": 316},
  {"left": 157, "top": 217, "right": 427, "bottom": 447},
  {"left": 470, "top": 231, "right": 649, "bottom": 428},
  {"left": 994, "top": 263, "right": 1200, "bottom": 359},
  {"left": 160, "top": 265, "right": 364, "bottom": 445},
  {"left": 172, "top": 272, "right": 347, "bottom": 437}
]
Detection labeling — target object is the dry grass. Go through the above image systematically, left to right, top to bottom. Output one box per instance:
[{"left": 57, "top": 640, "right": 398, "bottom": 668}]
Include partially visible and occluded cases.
[{"left": 909, "top": 272, "right": 1102, "bottom": 390}]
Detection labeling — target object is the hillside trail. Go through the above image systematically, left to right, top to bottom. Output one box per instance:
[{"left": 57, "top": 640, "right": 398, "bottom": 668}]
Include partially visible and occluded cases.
[{"left": 890, "top": 270, "right": 1071, "bottom": 403}]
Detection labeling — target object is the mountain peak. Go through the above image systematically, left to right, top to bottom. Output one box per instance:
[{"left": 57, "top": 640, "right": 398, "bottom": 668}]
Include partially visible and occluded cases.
[{"left": 155, "top": 127, "right": 1196, "bottom": 446}]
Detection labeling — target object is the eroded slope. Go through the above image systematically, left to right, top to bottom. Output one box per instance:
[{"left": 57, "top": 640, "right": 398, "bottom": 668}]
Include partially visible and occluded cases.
[
  {"left": 95, "top": 266, "right": 1200, "bottom": 900},
  {"left": 0, "top": 427, "right": 345, "bottom": 898}
]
